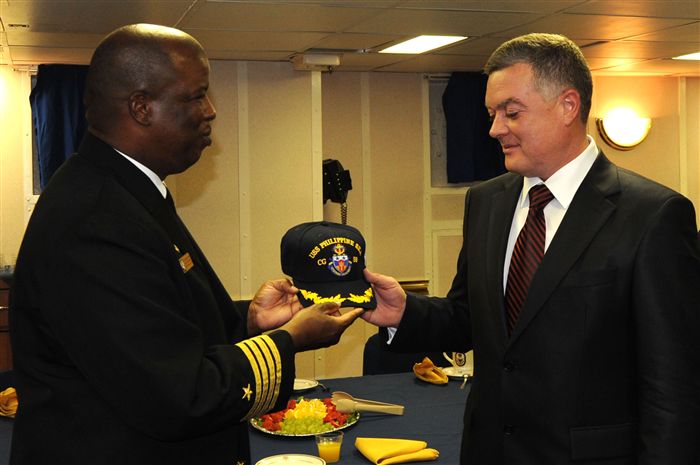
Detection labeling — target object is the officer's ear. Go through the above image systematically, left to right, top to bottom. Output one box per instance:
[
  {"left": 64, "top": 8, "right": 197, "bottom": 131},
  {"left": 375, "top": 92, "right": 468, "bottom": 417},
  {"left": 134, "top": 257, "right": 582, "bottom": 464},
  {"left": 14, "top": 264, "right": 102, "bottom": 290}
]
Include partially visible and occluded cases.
[{"left": 128, "top": 91, "right": 152, "bottom": 126}]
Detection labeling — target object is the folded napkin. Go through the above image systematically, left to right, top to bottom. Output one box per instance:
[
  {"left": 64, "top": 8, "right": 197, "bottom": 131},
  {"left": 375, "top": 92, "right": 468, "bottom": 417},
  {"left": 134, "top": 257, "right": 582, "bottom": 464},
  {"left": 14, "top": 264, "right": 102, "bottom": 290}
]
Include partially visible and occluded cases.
[
  {"left": 412, "top": 357, "right": 448, "bottom": 385},
  {"left": 0, "top": 387, "right": 18, "bottom": 418},
  {"left": 355, "top": 437, "right": 439, "bottom": 464}
]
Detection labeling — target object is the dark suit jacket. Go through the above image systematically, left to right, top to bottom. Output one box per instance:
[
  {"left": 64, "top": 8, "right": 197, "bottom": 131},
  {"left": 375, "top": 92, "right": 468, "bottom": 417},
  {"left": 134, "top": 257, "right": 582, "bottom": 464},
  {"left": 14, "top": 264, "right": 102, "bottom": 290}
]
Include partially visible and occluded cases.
[
  {"left": 9, "top": 132, "right": 295, "bottom": 465},
  {"left": 390, "top": 153, "right": 700, "bottom": 464}
]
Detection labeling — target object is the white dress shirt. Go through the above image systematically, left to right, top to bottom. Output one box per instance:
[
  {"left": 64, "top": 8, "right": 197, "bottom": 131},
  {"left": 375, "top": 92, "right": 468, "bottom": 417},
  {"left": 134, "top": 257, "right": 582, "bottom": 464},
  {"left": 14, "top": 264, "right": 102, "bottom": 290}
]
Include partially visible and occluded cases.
[
  {"left": 502, "top": 136, "right": 600, "bottom": 291},
  {"left": 113, "top": 148, "right": 168, "bottom": 199}
]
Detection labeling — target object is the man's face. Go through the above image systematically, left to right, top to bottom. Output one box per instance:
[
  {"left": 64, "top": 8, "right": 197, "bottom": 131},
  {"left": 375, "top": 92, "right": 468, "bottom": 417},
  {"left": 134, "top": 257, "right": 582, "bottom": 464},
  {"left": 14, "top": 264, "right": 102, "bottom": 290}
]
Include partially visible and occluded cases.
[
  {"left": 148, "top": 50, "right": 216, "bottom": 178},
  {"left": 485, "top": 63, "right": 566, "bottom": 180}
]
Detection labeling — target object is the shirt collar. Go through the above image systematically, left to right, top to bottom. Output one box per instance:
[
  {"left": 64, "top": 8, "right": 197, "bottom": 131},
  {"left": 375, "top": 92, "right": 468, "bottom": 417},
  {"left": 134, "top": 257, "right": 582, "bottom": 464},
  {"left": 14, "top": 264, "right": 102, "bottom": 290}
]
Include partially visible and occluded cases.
[
  {"left": 519, "top": 135, "right": 599, "bottom": 209},
  {"left": 113, "top": 148, "right": 168, "bottom": 199}
]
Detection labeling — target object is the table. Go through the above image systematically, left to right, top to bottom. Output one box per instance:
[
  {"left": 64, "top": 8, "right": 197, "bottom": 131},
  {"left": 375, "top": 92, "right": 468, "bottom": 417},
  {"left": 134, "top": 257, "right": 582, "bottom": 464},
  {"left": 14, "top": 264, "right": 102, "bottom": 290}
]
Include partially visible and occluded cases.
[
  {"left": 0, "top": 372, "right": 469, "bottom": 465},
  {"left": 250, "top": 372, "right": 470, "bottom": 464}
]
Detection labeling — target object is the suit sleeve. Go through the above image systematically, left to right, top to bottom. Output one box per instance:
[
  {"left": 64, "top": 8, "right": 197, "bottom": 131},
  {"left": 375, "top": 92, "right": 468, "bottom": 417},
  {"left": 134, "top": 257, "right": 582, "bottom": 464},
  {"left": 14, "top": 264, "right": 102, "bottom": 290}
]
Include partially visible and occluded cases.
[
  {"left": 634, "top": 195, "right": 700, "bottom": 464},
  {"left": 41, "top": 210, "right": 295, "bottom": 440}
]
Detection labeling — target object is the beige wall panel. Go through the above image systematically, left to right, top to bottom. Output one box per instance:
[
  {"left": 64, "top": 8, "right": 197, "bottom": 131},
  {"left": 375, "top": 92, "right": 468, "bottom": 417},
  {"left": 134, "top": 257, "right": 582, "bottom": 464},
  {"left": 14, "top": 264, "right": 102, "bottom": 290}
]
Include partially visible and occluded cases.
[
  {"left": 174, "top": 60, "right": 241, "bottom": 296},
  {"left": 247, "top": 62, "right": 317, "bottom": 288},
  {"left": 246, "top": 63, "right": 319, "bottom": 379},
  {"left": 0, "top": 67, "right": 29, "bottom": 261},
  {"left": 321, "top": 72, "right": 365, "bottom": 229},
  {"left": 369, "top": 73, "right": 425, "bottom": 280},
  {"left": 590, "top": 76, "right": 680, "bottom": 191},
  {"left": 431, "top": 193, "right": 465, "bottom": 222},
  {"left": 435, "top": 233, "right": 462, "bottom": 297}
]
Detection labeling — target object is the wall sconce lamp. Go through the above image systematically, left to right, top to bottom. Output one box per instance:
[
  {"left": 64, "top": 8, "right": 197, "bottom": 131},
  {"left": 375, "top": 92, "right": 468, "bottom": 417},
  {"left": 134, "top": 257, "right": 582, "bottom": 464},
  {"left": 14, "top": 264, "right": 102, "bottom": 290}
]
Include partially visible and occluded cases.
[{"left": 596, "top": 108, "right": 652, "bottom": 151}]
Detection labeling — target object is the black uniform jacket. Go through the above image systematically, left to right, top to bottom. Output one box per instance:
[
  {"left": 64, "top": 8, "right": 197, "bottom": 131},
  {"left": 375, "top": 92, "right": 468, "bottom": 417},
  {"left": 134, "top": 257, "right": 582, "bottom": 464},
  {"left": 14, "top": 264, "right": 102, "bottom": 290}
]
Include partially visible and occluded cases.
[{"left": 9, "top": 132, "right": 295, "bottom": 465}]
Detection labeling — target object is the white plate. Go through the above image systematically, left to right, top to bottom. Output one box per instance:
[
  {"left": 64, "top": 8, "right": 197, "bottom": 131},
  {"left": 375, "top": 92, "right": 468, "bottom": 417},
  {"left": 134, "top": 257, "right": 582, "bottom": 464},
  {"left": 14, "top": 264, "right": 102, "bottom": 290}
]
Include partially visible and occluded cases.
[
  {"left": 442, "top": 366, "right": 473, "bottom": 380},
  {"left": 293, "top": 378, "right": 319, "bottom": 392},
  {"left": 256, "top": 454, "right": 326, "bottom": 465}
]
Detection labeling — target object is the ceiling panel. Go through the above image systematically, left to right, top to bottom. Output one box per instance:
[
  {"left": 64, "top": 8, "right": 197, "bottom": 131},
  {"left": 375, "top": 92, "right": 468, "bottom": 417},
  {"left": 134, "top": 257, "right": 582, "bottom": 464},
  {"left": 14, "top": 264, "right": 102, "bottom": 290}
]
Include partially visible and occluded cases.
[
  {"left": 0, "top": 0, "right": 698, "bottom": 75},
  {"left": 205, "top": 0, "right": 402, "bottom": 6},
  {"left": 565, "top": 0, "right": 700, "bottom": 19},
  {"left": 1, "top": 1, "right": 192, "bottom": 34},
  {"left": 181, "top": 1, "right": 387, "bottom": 32},
  {"left": 398, "top": 1, "right": 585, "bottom": 14},
  {"left": 346, "top": 9, "right": 542, "bottom": 36},
  {"left": 497, "top": 13, "right": 695, "bottom": 41},
  {"left": 631, "top": 22, "right": 700, "bottom": 42},
  {"left": 184, "top": 29, "right": 329, "bottom": 52},
  {"left": 2, "top": 30, "right": 103, "bottom": 48},
  {"left": 308, "top": 33, "right": 401, "bottom": 52},
  {"left": 581, "top": 40, "right": 700, "bottom": 59},
  {"left": 8, "top": 46, "right": 94, "bottom": 65},
  {"left": 207, "top": 50, "right": 292, "bottom": 61},
  {"left": 328, "top": 51, "right": 412, "bottom": 71},
  {"left": 379, "top": 53, "right": 491, "bottom": 73},
  {"left": 585, "top": 56, "right": 648, "bottom": 71},
  {"left": 598, "top": 57, "right": 700, "bottom": 76}
]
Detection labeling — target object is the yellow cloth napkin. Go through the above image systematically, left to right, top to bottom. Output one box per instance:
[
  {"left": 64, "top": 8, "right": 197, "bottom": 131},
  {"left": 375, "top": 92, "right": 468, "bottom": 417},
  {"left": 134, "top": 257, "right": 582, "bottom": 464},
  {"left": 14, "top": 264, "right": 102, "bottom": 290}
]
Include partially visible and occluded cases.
[
  {"left": 412, "top": 357, "right": 448, "bottom": 385},
  {"left": 0, "top": 387, "right": 18, "bottom": 418},
  {"left": 355, "top": 437, "right": 439, "bottom": 464}
]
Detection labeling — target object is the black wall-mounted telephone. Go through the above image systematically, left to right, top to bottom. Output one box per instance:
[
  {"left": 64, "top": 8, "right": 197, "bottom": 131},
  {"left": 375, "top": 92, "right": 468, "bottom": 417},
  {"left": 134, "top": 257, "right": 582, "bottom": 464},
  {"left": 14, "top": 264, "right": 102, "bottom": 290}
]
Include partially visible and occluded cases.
[{"left": 322, "top": 159, "right": 352, "bottom": 223}]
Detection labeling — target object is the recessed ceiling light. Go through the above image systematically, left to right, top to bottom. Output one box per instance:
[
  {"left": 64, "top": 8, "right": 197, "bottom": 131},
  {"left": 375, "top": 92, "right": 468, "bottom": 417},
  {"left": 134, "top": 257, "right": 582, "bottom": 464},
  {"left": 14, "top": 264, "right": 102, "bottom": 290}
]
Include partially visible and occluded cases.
[
  {"left": 379, "top": 35, "right": 467, "bottom": 54},
  {"left": 672, "top": 52, "right": 700, "bottom": 60}
]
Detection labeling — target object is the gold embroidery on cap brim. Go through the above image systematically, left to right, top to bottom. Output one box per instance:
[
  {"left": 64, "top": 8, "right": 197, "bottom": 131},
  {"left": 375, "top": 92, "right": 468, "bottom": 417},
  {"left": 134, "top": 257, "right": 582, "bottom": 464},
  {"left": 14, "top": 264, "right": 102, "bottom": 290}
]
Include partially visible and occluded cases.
[{"left": 299, "top": 287, "right": 374, "bottom": 305}]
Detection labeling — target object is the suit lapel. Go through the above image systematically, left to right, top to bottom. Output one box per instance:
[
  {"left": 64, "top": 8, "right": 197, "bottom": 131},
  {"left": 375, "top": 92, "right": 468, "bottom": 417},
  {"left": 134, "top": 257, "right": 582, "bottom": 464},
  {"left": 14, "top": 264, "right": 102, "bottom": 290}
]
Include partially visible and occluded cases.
[{"left": 508, "top": 153, "right": 620, "bottom": 343}]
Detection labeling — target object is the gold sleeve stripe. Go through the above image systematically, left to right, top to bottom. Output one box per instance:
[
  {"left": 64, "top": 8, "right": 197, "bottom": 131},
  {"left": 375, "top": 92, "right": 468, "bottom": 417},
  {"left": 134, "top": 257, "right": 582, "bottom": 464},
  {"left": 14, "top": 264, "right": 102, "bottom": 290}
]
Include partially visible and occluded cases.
[
  {"left": 236, "top": 334, "right": 283, "bottom": 420},
  {"left": 249, "top": 335, "right": 282, "bottom": 416},
  {"left": 252, "top": 335, "right": 283, "bottom": 413},
  {"left": 248, "top": 337, "right": 276, "bottom": 413},
  {"left": 244, "top": 338, "right": 272, "bottom": 413},
  {"left": 236, "top": 341, "right": 262, "bottom": 419}
]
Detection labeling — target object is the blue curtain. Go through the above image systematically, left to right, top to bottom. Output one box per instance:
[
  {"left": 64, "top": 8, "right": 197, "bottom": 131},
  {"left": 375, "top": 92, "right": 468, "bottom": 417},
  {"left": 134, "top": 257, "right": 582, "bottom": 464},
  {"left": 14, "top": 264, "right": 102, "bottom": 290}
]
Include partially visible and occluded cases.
[
  {"left": 30, "top": 64, "right": 89, "bottom": 189},
  {"left": 442, "top": 72, "right": 505, "bottom": 183}
]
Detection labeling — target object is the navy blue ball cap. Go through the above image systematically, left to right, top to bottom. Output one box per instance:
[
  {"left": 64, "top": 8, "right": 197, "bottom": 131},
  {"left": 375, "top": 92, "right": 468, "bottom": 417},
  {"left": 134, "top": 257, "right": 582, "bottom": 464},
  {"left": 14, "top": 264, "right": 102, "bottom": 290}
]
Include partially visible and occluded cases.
[{"left": 281, "top": 221, "right": 376, "bottom": 309}]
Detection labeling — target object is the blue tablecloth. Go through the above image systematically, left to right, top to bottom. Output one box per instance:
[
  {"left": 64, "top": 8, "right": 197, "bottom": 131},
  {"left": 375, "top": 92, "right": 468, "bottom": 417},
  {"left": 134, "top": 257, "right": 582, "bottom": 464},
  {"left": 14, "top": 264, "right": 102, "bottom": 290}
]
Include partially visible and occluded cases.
[
  {"left": 0, "top": 372, "right": 469, "bottom": 465},
  {"left": 250, "top": 372, "right": 470, "bottom": 464}
]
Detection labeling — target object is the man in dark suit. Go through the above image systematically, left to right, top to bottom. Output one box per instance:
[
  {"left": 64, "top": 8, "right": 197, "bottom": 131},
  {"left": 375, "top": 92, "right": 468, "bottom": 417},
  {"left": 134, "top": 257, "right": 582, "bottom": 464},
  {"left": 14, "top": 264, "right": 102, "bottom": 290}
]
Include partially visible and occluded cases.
[
  {"left": 9, "top": 24, "right": 362, "bottom": 465},
  {"left": 362, "top": 33, "right": 700, "bottom": 464}
]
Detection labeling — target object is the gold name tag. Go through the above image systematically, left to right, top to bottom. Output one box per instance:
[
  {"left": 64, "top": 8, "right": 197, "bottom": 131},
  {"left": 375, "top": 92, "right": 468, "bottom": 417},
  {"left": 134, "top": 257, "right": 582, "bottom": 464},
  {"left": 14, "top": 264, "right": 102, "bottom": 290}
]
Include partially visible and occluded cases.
[{"left": 179, "top": 252, "right": 194, "bottom": 273}]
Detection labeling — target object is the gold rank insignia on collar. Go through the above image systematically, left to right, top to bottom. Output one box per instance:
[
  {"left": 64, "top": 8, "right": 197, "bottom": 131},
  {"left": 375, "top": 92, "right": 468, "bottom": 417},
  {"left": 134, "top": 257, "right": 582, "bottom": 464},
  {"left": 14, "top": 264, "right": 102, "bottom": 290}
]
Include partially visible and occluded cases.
[{"left": 174, "top": 244, "right": 194, "bottom": 273}]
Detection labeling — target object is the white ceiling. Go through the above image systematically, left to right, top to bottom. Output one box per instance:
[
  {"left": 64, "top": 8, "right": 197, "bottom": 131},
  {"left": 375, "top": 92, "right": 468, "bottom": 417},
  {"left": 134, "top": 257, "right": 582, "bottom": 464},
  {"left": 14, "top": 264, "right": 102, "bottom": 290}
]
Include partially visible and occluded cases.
[{"left": 1, "top": 0, "right": 699, "bottom": 76}]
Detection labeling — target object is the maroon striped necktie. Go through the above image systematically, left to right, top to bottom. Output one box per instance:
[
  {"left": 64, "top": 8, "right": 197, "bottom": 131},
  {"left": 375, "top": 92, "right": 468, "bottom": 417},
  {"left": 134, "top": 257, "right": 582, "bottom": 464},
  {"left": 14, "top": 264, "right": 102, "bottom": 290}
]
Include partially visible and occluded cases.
[{"left": 505, "top": 184, "right": 554, "bottom": 335}]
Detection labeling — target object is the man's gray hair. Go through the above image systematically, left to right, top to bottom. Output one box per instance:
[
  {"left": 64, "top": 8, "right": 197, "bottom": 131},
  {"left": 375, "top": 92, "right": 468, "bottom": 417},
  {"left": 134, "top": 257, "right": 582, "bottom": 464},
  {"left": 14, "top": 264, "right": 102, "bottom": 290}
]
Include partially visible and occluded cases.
[{"left": 484, "top": 33, "right": 592, "bottom": 123}]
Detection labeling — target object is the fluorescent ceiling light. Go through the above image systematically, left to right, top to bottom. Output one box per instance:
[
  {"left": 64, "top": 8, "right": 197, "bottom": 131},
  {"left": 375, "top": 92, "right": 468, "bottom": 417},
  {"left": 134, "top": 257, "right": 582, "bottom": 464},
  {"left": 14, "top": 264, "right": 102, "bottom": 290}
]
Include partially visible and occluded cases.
[
  {"left": 379, "top": 35, "right": 467, "bottom": 54},
  {"left": 672, "top": 52, "right": 700, "bottom": 60}
]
